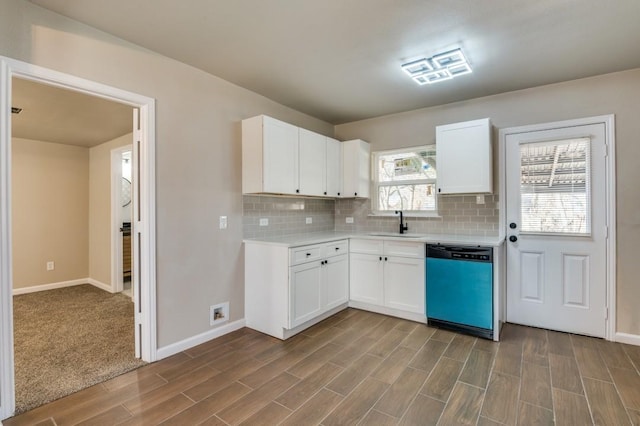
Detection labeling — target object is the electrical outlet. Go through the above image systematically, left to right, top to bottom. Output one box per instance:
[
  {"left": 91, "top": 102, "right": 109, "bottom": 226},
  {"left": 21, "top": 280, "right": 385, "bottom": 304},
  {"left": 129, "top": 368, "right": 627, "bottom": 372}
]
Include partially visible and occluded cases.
[
  {"left": 476, "top": 195, "right": 485, "bottom": 205},
  {"left": 219, "top": 215, "right": 228, "bottom": 229},
  {"left": 305, "top": 217, "right": 312, "bottom": 224},
  {"left": 346, "top": 217, "right": 354, "bottom": 224},
  {"left": 259, "top": 218, "right": 269, "bottom": 226},
  {"left": 46, "top": 261, "right": 55, "bottom": 271},
  {"left": 210, "top": 302, "right": 229, "bottom": 326}
]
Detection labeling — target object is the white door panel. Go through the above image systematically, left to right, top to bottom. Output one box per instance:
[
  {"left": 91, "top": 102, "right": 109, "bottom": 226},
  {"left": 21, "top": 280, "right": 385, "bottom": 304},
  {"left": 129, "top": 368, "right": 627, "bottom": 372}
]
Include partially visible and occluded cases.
[{"left": 506, "top": 123, "right": 607, "bottom": 337}]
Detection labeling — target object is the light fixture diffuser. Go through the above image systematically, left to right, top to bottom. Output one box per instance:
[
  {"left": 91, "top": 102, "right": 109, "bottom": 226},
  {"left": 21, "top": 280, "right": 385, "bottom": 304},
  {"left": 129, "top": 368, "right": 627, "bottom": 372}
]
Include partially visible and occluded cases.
[
  {"left": 401, "top": 48, "right": 472, "bottom": 85},
  {"left": 401, "top": 58, "right": 433, "bottom": 77}
]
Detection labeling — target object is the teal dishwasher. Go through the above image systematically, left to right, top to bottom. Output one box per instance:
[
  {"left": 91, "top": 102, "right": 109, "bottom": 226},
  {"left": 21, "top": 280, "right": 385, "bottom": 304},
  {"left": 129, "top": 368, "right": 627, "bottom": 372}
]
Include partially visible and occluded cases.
[{"left": 426, "top": 244, "right": 493, "bottom": 339}]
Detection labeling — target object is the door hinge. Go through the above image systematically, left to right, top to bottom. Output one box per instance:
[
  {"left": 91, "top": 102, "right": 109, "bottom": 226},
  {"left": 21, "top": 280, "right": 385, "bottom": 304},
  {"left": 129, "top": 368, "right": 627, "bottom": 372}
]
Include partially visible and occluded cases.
[
  {"left": 603, "top": 144, "right": 608, "bottom": 158},
  {"left": 604, "top": 226, "right": 609, "bottom": 239},
  {"left": 604, "top": 307, "right": 609, "bottom": 320}
]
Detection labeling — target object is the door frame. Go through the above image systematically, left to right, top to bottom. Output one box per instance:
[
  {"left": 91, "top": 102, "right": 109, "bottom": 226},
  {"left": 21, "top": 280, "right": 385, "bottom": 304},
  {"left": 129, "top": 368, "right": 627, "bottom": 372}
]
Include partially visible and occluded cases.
[
  {"left": 0, "top": 56, "right": 157, "bottom": 418},
  {"left": 498, "top": 115, "right": 616, "bottom": 341}
]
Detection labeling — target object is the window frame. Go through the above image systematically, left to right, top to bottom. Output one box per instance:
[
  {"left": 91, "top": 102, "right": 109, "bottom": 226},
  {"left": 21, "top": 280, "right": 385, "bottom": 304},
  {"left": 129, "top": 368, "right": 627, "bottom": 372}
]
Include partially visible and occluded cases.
[{"left": 371, "top": 145, "right": 439, "bottom": 217}]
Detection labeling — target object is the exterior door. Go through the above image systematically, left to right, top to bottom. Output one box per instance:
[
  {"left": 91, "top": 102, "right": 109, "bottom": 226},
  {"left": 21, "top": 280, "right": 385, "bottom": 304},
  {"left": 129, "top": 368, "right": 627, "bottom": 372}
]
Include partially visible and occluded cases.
[{"left": 506, "top": 122, "right": 607, "bottom": 337}]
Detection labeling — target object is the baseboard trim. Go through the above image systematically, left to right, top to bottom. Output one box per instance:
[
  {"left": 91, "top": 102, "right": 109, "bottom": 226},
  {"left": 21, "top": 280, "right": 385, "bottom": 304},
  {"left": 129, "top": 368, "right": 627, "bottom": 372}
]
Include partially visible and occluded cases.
[
  {"left": 12, "top": 278, "right": 88, "bottom": 295},
  {"left": 87, "top": 278, "right": 113, "bottom": 293},
  {"left": 156, "top": 319, "right": 246, "bottom": 360},
  {"left": 615, "top": 332, "right": 640, "bottom": 346}
]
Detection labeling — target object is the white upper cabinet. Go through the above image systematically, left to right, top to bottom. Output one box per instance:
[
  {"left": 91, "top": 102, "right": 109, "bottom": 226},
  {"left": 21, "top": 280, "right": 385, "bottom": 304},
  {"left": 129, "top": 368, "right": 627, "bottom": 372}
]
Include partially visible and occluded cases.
[
  {"left": 242, "top": 115, "right": 299, "bottom": 194},
  {"left": 242, "top": 115, "right": 354, "bottom": 198},
  {"left": 436, "top": 118, "right": 493, "bottom": 194},
  {"left": 299, "top": 128, "right": 327, "bottom": 196},
  {"left": 325, "top": 137, "right": 342, "bottom": 197},
  {"left": 342, "top": 139, "right": 370, "bottom": 198}
]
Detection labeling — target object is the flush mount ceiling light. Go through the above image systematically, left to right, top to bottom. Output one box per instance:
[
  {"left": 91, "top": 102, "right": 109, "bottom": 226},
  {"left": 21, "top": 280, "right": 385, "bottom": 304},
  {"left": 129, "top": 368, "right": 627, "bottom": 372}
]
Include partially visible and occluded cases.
[{"left": 401, "top": 48, "right": 472, "bottom": 85}]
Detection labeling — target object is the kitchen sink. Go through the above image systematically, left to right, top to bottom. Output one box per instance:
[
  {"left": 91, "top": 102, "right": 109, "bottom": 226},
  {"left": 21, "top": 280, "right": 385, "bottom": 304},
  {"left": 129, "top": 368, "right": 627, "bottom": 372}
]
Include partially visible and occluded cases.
[{"left": 367, "top": 232, "right": 423, "bottom": 238}]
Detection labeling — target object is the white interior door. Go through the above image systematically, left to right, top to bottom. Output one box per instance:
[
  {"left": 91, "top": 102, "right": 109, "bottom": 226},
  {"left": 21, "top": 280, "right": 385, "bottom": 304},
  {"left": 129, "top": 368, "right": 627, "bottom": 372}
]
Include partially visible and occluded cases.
[{"left": 506, "top": 122, "right": 607, "bottom": 337}]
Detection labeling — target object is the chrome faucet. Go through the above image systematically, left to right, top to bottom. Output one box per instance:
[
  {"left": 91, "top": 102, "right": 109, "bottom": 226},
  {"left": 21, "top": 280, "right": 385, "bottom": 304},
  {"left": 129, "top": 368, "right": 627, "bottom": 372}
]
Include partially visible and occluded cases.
[{"left": 395, "top": 210, "right": 408, "bottom": 234}]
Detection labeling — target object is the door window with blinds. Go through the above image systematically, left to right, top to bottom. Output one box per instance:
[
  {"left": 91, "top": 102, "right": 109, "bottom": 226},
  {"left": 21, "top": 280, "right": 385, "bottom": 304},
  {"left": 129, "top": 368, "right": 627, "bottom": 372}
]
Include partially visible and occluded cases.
[
  {"left": 520, "top": 137, "right": 591, "bottom": 235},
  {"left": 373, "top": 146, "right": 437, "bottom": 214}
]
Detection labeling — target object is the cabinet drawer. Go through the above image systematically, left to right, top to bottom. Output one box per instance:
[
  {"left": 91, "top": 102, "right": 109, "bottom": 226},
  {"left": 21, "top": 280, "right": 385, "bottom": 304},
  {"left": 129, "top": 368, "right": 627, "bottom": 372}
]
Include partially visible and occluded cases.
[
  {"left": 350, "top": 238, "right": 384, "bottom": 255},
  {"left": 325, "top": 240, "right": 348, "bottom": 258},
  {"left": 384, "top": 241, "right": 424, "bottom": 258},
  {"left": 290, "top": 244, "right": 323, "bottom": 265}
]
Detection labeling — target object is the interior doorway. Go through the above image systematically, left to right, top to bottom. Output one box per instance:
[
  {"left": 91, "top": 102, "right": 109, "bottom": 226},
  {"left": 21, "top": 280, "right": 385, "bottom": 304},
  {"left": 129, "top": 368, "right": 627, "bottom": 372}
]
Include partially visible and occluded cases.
[
  {"left": 0, "top": 56, "right": 157, "bottom": 419},
  {"left": 10, "top": 76, "right": 141, "bottom": 414},
  {"left": 112, "top": 146, "right": 134, "bottom": 299}
]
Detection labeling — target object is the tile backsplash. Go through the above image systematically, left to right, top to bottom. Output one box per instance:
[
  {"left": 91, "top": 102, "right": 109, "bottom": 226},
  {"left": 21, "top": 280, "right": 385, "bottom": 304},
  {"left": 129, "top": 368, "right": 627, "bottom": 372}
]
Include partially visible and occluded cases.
[
  {"left": 243, "top": 194, "right": 499, "bottom": 238},
  {"left": 243, "top": 195, "right": 335, "bottom": 238},
  {"left": 334, "top": 195, "right": 499, "bottom": 236}
]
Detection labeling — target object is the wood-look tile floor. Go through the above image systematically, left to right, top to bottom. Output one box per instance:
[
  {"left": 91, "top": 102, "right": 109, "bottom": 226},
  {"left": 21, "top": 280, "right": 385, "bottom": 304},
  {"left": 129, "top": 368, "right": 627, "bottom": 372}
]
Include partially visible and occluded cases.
[{"left": 5, "top": 308, "right": 640, "bottom": 425}]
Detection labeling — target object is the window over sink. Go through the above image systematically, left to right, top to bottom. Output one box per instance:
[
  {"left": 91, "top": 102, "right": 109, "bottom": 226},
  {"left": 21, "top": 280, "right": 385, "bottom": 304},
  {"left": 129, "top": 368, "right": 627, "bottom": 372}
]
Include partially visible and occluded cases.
[{"left": 372, "top": 145, "right": 437, "bottom": 215}]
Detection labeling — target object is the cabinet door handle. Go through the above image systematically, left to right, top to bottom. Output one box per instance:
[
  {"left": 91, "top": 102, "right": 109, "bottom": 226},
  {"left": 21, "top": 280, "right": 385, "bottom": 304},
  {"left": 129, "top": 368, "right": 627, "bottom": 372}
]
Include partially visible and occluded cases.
[
  {"left": 438, "top": 188, "right": 441, "bottom": 193},
  {"left": 296, "top": 189, "right": 300, "bottom": 193},
  {"left": 324, "top": 191, "right": 327, "bottom": 195},
  {"left": 337, "top": 192, "right": 341, "bottom": 196},
  {"left": 354, "top": 192, "right": 358, "bottom": 196},
  {"left": 379, "top": 256, "right": 382, "bottom": 261},
  {"left": 384, "top": 257, "right": 388, "bottom": 261}
]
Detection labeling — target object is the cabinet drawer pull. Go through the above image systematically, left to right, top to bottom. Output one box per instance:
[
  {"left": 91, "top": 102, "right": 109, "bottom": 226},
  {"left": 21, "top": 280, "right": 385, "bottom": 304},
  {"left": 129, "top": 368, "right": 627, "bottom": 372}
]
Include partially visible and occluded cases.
[
  {"left": 335, "top": 247, "right": 340, "bottom": 251},
  {"left": 306, "top": 253, "right": 311, "bottom": 257}
]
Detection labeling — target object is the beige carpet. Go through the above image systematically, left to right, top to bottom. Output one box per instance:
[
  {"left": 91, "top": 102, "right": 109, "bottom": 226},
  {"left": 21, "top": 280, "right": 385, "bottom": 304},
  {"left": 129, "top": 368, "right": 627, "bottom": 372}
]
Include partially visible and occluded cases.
[{"left": 13, "top": 284, "right": 146, "bottom": 414}]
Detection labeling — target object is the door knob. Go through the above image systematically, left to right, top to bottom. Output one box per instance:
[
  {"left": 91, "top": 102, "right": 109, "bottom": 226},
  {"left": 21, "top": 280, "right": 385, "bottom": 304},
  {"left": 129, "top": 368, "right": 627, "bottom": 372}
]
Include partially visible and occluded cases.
[
  {"left": 509, "top": 223, "right": 517, "bottom": 229},
  {"left": 509, "top": 235, "right": 518, "bottom": 242}
]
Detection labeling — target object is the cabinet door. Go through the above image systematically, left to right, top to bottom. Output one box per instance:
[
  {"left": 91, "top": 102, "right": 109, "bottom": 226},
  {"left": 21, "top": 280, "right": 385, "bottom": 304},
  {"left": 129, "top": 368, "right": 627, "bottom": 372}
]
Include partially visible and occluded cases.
[
  {"left": 263, "top": 116, "right": 299, "bottom": 194},
  {"left": 436, "top": 118, "right": 492, "bottom": 194},
  {"left": 299, "top": 128, "right": 326, "bottom": 196},
  {"left": 326, "top": 137, "right": 342, "bottom": 197},
  {"left": 342, "top": 139, "right": 370, "bottom": 198},
  {"left": 349, "top": 253, "right": 384, "bottom": 305},
  {"left": 325, "top": 254, "right": 349, "bottom": 310},
  {"left": 383, "top": 256, "right": 425, "bottom": 314},
  {"left": 290, "top": 261, "right": 323, "bottom": 328}
]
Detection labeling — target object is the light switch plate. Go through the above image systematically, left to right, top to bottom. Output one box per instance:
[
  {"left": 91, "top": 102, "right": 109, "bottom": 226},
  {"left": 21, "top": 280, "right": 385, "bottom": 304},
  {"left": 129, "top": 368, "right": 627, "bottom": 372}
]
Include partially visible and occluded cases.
[
  {"left": 476, "top": 195, "right": 485, "bottom": 205},
  {"left": 219, "top": 216, "right": 227, "bottom": 229},
  {"left": 306, "top": 217, "right": 312, "bottom": 224},
  {"left": 346, "top": 217, "right": 354, "bottom": 224}
]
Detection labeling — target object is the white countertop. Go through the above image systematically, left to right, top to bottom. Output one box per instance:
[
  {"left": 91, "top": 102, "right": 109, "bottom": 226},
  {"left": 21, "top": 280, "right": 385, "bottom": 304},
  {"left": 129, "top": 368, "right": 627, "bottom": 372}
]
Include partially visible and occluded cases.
[{"left": 243, "top": 231, "right": 505, "bottom": 248}]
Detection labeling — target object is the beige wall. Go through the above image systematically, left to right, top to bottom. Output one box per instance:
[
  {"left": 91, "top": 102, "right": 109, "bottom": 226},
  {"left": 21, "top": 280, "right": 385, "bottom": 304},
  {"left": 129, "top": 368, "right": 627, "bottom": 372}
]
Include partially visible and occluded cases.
[
  {"left": 0, "top": 0, "right": 333, "bottom": 347},
  {"left": 336, "top": 69, "right": 640, "bottom": 336},
  {"left": 89, "top": 133, "right": 132, "bottom": 286},
  {"left": 11, "top": 138, "right": 89, "bottom": 289}
]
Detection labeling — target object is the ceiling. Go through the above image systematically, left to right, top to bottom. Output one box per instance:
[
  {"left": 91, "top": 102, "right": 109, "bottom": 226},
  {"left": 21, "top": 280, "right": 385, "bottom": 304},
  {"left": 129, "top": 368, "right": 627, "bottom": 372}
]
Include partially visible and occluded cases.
[
  {"left": 28, "top": 0, "right": 640, "bottom": 125},
  {"left": 12, "top": 77, "right": 132, "bottom": 147}
]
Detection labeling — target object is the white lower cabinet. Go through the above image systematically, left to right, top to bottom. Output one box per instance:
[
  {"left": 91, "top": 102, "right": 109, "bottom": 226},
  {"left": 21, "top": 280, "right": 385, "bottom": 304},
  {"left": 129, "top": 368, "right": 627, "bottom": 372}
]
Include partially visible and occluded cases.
[
  {"left": 245, "top": 239, "right": 349, "bottom": 339},
  {"left": 350, "top": 239, "right": 425, "bottom": 317},
  {"left": 349, "top": 252, "right": 384, "bottom": 305},
  {"left": 325, "top": 254, "right": 350, "bottom": 310},
  {"left": 383, "top": 256, "right": 425, "bottom": 314},
  {"left": 290, "top": 261, "right": 324, "bottom": 328}
]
